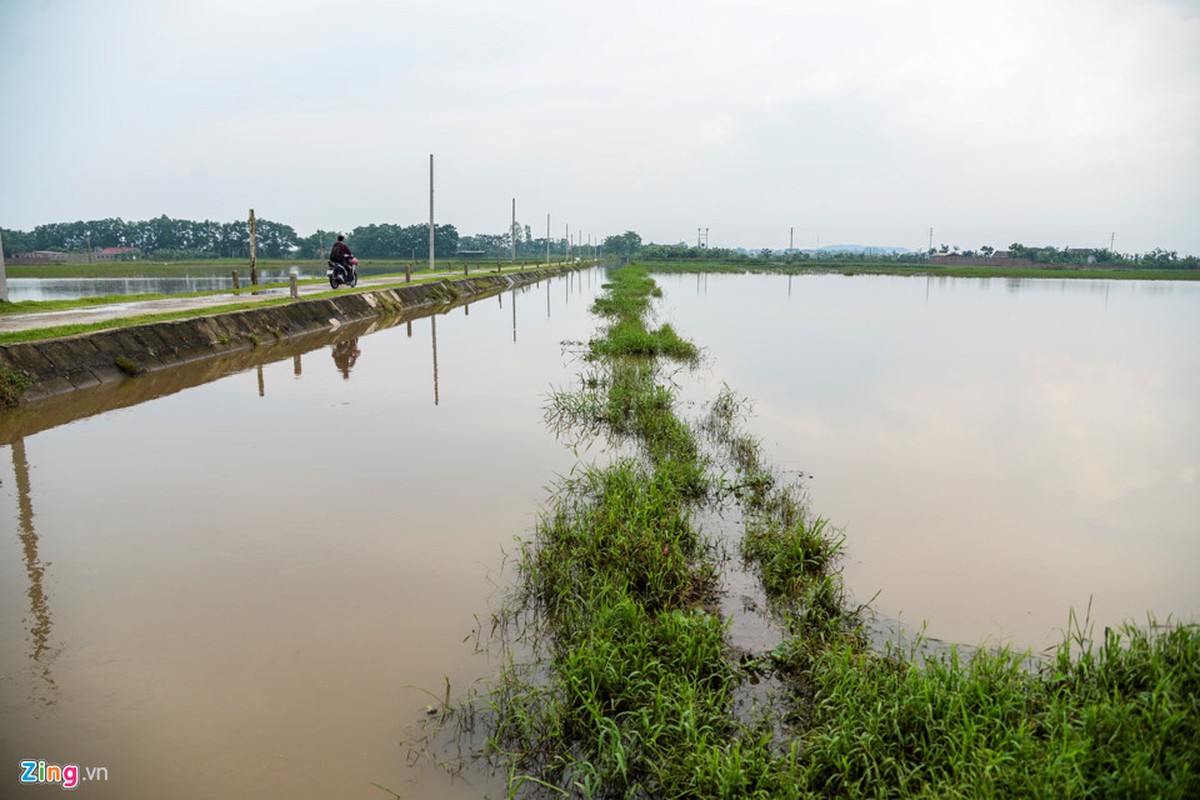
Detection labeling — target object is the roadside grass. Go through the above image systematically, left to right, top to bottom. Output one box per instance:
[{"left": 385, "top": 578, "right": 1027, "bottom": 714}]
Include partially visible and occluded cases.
[
  {"left": 419, "top": 264, "right": 1200, "bottom": 799},
  {"left": 0, "top": 265, "right": 543, "bottom": 344},
  {"left": 0, "top": 297, "right": 301, "bottom": 344},
  {"left": 1, "top": 368, "right": 34, "bottom": 407}
]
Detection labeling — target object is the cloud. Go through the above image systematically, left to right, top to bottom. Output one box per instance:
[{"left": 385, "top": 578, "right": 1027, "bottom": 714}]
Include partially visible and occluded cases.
[{"left": 1, "top": 0, "right": 1197, "bottom": 252}]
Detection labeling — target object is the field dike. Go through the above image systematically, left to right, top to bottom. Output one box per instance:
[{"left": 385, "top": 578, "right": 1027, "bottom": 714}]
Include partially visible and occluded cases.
[
  {"left": 408, "top": 264, "right": 1198, "bottom": 799},
  {"left": 0, "top": 269, "right": 563, "bottom": 405}
]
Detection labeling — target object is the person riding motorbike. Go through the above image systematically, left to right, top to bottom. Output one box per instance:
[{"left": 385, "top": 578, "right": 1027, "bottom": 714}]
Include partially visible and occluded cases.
[{"left": 329, "top": 234, "right": 353, "bottom": 273}]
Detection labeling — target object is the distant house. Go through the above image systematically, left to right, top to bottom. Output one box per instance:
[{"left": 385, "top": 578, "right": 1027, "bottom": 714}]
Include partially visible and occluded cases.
[
  {"left": 11, "top": 247, "right": 140, "bottom": 264},
  {"left": 95, "top": 247, "right": 140, "bottom": 261},
  {"left": 18, "top": 250, "right": 72, "bottom": 262}
]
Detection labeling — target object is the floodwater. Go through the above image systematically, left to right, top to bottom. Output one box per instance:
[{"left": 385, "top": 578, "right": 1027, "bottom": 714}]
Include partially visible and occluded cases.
[
  {"left": 5, "top": 265, "right": 437, "bottom": 302},
  {"left": 3, "top": 267, "right": 1198, "bottom": 797},
  {"left": 0, "top": 269, "right": 603, "bottom": 799},
  {"left": 660, "top": 271, "right": 1200, "bottom": 652},
  {"left": 4, "top": 274, "right": 326, "bottom": 302}
]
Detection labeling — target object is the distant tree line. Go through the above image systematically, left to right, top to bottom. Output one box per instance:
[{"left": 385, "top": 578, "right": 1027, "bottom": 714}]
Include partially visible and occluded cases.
[
  {"left": 0, "top": 215, "right": 596, "bottom": 262},
  {"left": 1, "top": 216, "right": 301, "bottom": 260},
  {"left": 4, "top": 217, "right": 1195, "bottom": 269},
  {"left": 633, "top": 240, "right": 1197, "bottom": 269},
  {"left": 1002, "top": 243, "right": 1196, "bottom": 269}
]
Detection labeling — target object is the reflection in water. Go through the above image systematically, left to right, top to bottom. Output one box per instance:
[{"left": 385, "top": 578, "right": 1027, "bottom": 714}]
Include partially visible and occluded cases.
[
  {"left": 0, "top": 268, "right": 617, "bottom": 797},
  {"left": 665, "top": 271, "right": 1200, "bottom": 649},
  {"left": 512, "top": 287, "right": 518, "bottom": 343},
  {"left": 431, "top": 314, "right": 440, "bottom": 406},
  {"left": 332, "top": 338, "right": 362, "bottom": 380},
  {"left": 293, "top": 354, "right": 302, "bottom": 377},
  {"left": 257, "top": 364, "right": 265, "bottom": 397},
  {"left": 11, "top": 438, "right": 59, "bottom": 709}
]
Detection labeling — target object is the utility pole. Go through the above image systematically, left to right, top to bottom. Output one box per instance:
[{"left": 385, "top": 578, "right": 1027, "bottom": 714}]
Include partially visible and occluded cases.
[
  {"left": 428, "top": 154, "right": 435, "bottom": 273},
  {"left": 511, "top": 198, "right": 517, "bottom": 263},
  {"left": 249, "top": 209, "right": 258, "bottom": 285},
  {"left": 546, "top": 213, "right": 550, "bottom": 265},
  {"left": 565, "top": 223, "right": 570, "bottom": 261},
  {"left": 789, "top": 226, "right": 794, "bottom": 253},
  {"left": 928, "top": 227, "right": 934, "bottom": 255},
  {"left": 0, "top": 229, "right": 8, "bottom": 302},
  {"left": 1110, "top": 231, "right": 1116, "bottom": 253}
]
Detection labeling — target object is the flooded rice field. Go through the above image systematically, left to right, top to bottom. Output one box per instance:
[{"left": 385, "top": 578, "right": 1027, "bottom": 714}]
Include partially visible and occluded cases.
[
  {"left": 2, "top": 267, "right": 1197, "bottom": 797},
  {"left": 3, "top": 267, "right": 413, "bottom": 302},
  {"left": 660, "top": 272, "right": 1200, "bottom": 652},
  {"left": 4, "top": 273, "right": 324, "bottom": 302}
]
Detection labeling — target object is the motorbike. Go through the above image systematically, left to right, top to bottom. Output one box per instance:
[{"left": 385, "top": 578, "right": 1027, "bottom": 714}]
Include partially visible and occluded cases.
[{"left": 327, "top": 256, "right": 359, "bottom": 289}]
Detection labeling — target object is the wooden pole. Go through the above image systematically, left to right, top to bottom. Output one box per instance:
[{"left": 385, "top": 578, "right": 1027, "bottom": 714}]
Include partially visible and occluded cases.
[{"left": 248, "top": 209, "right": 258, "bottom": 285}]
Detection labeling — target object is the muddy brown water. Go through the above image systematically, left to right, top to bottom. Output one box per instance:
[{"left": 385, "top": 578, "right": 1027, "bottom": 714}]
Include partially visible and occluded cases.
[
  {"left": 2, "top": 268, "right": 1197, "bottom": 797},
  {"left": 0, "top": 269, "right": 602, "bottom": 799},
  {"left": 662, "top": 271, "right": 1200, "bottom": 653}
]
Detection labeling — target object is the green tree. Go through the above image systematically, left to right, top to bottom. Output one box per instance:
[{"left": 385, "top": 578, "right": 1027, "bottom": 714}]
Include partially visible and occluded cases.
[
  {"left": 0, "top": 227, "right": 35, "bottom": 257},
  {"left": 603, "top": 231, "right": 642, "bottom": 261}
]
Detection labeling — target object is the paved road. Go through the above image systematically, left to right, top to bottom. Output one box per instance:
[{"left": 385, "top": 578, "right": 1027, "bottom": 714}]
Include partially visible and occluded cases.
[{"left": 0, "top": 268, "right": 523, "bottom": 334}]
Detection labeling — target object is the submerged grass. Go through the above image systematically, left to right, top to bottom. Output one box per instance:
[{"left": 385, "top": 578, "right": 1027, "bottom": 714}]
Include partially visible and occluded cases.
[
  {"left": 419, "top": 264, "right": 1199, "bottom": 799},
  {"left": 588, "top": 265, "right": 697, "bottom": 363}
]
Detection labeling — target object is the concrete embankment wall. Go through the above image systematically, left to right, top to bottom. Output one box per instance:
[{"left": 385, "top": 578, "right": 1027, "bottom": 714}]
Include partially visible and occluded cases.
[{"left": 0, "top": 268, "right": 566, "bottom": 403}]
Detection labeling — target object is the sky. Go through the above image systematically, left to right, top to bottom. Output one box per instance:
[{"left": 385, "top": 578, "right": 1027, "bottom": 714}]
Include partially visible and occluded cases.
[{"left": 2, "top": 0, "right": 1198, "bottom": 255}]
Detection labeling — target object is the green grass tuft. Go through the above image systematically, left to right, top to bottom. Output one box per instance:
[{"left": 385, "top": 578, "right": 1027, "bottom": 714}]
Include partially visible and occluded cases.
[{"left": 1, "top": 368, "right": 34, "bottom": 407}]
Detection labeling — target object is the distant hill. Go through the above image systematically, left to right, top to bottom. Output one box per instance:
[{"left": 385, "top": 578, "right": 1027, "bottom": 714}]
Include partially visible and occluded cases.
[
  {"left": 737, "top": 244, "right": 914, "bottom": 257},
  {"left": 812, "top": 244, "right": 912, "bottom": 256}
]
